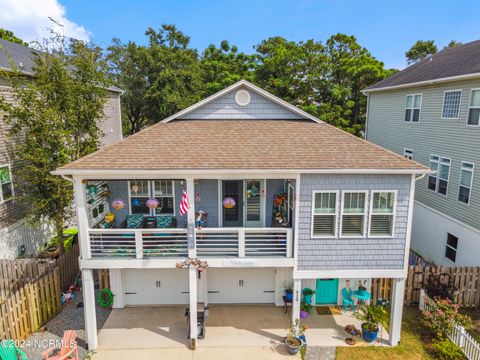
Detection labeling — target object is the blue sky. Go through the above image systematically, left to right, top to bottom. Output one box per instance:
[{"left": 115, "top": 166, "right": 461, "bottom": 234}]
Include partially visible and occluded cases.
[{"left": 4, "top": 0, "right": 480, "bottom": 69}]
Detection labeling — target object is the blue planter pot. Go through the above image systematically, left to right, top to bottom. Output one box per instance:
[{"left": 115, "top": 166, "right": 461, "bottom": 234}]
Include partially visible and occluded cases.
[
  {"left": 285, "top": 292, "right": 293, "bottom": 302},
  {"left": 303, "top": 294, "right": 312, "bottom": 304},
  {"left": 361, "top": 324, "right": 378, "bottom": 343}
]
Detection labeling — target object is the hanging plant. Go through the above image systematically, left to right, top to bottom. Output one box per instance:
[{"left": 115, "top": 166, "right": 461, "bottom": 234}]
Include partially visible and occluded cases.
[
  {"left": 223, "top": 197, "right": 236, "bottom": 209},
  {"left": 111, "top": 198, "right": 126, "bottom": 210},
  {"left": 146, "top": 198, "right": 160, "bottom": 209}
]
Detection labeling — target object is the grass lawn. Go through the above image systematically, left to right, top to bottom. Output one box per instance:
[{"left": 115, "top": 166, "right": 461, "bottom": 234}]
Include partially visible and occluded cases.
[{"left": 336, "top": 307, "right": 435, "bottom": 360}]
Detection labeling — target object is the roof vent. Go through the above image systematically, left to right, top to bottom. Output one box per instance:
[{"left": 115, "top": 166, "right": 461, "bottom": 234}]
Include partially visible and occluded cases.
[{"left": 235, "top": 89, "right": 251, "bottom": 106}]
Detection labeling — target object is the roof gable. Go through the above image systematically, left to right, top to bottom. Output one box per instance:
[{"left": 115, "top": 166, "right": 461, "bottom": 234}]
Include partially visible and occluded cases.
[{"left": 162, "top": 80, "right": 321, "bottom": 123}]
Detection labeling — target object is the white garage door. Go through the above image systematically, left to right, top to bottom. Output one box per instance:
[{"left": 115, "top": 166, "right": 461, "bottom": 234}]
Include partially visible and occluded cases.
[
  {"left": 207, "top": 268, "right": 275, "bottom": 304},
  {"left": 123, "top": 269, "right": 189, "bottom": 305}
]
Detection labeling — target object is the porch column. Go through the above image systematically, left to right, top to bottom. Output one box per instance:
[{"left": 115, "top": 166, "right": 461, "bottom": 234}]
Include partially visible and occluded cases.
[
  {"left": 73, "top": 177, "right": 90, "bottom": 259},
  {"left": 186, "top": 177, "right": 196, "bottom": 258},
  {"left": 185, "top": 178, "right": 197, "bottom": 349},
  {"left": 188, "top": 266, "right": 198, "bottom": 349},
  {"left": 82, "top": 269, "right": 98, "bottom": 350},
  {"left": 109, "top": 269, "right": 124, "bottom": 309},
  {"left": 389, "top": 277, "right": 406, "bottom": 346},
  {"left": 292, "top": 278, "right": 301, "bottom": 324}
]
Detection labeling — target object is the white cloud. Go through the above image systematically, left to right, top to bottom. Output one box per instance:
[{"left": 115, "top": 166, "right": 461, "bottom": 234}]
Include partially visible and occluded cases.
[{"left": 0, "top": 0, "right": 91, "bottom": 43}]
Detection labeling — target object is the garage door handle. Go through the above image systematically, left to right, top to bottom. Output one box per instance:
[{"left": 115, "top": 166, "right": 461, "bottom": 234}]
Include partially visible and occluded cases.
[
  {"left": 181, "top": 291, "right": 190, "bottom": 294},
  {"left": 208, "top": 291, "right": 219, "bottom": 294},
  {"left": 263, "top": 291, "right": 275, "bottom": 293},
  {"left": 125, "top": 292, "right": 137, "bottom": 295}
]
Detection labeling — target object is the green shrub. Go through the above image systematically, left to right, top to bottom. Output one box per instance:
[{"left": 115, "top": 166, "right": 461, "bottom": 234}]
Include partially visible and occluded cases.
[{"left": 431, "top": 339, "right": 465, "bottom": 360}]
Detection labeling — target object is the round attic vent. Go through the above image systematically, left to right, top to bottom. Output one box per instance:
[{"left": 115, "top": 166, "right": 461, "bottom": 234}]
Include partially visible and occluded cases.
[{"left": 235, "top": 89, "right": 251, "bottom": 106}]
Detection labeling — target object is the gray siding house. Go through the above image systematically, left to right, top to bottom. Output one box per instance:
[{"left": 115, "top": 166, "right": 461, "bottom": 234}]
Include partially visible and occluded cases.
[
  {"left": 0, "top": 39, "right": 123, "bottom": 259},
  {"left": 365, "top": 40, "right": 480, "bottom": 266},
  {"left": 53, "top": 80, "right": 428, "bottom": 350}
]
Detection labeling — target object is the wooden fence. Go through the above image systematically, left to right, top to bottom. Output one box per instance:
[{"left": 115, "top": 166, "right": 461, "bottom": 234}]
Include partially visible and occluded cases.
[
  {"left": 0, "top": 243, "right": 80, "bottom": 341},
  {"left": 371, "top": 265, "right": 480, "bottom": 308},
  {"left": 98, "top": 269, "right": 110, "bottom": 290}
]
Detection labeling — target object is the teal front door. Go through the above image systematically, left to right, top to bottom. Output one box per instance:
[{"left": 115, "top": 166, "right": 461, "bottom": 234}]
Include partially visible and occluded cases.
[{"left": 315, "top": 279, "right": 339, "bottom": 305}]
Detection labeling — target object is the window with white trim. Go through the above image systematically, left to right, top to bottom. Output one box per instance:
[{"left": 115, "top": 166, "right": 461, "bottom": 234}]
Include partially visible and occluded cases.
[
  {"left": 467, "top": 89, "right": 480, "bottom": 126},
  {"left": 442, "top": 90, "right": 462, "bottom": 118},
  {"left": 405, "top": 94, "right": 422, "bottom": 122},
  {"left": 403, "top": 148, "right": 414, "bottom": 160},
  {"left": 428, "top": 155, "right": 450, "bottom": 195},
  {"left": 458, "top": 162, "right": 474, "bottom": 204},
  {"left": 0, "top": 165, "right": 13, "bottom": 202},
  {"left": 129, "top": 180, "right": 175, "bottom": 215},
  {"left": 129, "top": 180, "right": 150, "bottom": 214},
  {"left": 153, "top": 180, "right": 174, "bottom": 215},
  {"left": 312, "top": 192, "right": 337, "bottom": 237},
  {"left": 341, "top": 192, "right": 366, "bottom": 236},
  {"left": 369, "top": 192, "right": 395, "bottom": 237},
  {"left": 445, "top": 233, "right": 458, "bottom": 263}
]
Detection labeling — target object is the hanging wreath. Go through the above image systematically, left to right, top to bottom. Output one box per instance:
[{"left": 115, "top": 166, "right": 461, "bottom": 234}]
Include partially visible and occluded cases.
[
  {"left": 176, "top": 257, "right": 208, "bottom": 271},
  {"left": 97, "top": 288, "right": 114, "bottom": 308}
]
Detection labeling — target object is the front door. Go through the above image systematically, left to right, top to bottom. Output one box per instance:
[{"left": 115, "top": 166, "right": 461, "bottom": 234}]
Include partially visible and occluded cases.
[
  {"left": 245, "top": 179, "right": 265, "bottom": 228},
  {"left": 222, "top": 180, "right": 243, "bottom": 227},
  {"left": 315, "top": 278, "right": 339, "bottom": 305}
]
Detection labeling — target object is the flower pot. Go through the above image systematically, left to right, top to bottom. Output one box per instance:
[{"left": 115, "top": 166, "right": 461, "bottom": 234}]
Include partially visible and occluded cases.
[
  {"left": 285, "top": 291, "right": 293, "bottom": 302},
  {"left": 303, "top": 294, "right": 312, "bottom": 304},
  {"left": 300, "top": 310, "right": 309, "bottom": 319},
  {"left": 361, "top": 323, "right": 379, "bottom": 343},
  {"left": 285, "top": 337, "right": 303, "bottom": 355}
]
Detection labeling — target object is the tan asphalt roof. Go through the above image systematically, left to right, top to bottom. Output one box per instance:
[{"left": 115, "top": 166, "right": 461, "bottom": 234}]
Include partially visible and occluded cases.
[{"left": 58, "top": 120, "right": 428, "bottom": 172}]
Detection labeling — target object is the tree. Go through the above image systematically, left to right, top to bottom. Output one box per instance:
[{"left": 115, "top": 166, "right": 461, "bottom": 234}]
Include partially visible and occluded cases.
[
  {"left": 143, "top": 24, "right": 204, "bottom": 121},
  {"left": 0, "top": 29, "right": 28, "bottom": 46},
  {"left": 0, "top": 31, "right": 110, "bottom": 252},
  {"left": 107, "top": 38, "right": 150, "bottom": 135},
  {"left": 201, "top": 40, "right": 256, "bottom": 95},
  {"left": 405, "top": 40, "right": 438, "bottom": 64},
  {"left": 445, "top": 40, "right": 462, "bottom": 49}
]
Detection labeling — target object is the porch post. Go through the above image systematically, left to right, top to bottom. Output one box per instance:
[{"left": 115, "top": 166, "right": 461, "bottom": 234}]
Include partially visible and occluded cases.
[
  {"left": 73, "top": 177, "right": 90, "bottom": 259},
  {"left": 186, "top": 178, "right": 197, "bottom": 349},
  {"left": 82, "top": 269, "right": 98, "bottom": 350},
  {"left": 109, "top": 269, "right": 124, "bottom": 309},
  {"left": 389, "top": 277, "right": 406, "bottom": 346},
  {"left": 292, "top": 278, "right": 301, "bottom": 324}
]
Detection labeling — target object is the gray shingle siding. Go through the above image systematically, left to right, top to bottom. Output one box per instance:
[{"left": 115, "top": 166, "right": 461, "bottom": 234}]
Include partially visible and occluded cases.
[
  {"left": 366, "top": 78, "right": 480, "bottom": 231},
  {"left": 178, "top": 86, "right": 304, "bottom": 120},
  {"left": 297, "top": 174, "right": 411, "bottom": 271}
]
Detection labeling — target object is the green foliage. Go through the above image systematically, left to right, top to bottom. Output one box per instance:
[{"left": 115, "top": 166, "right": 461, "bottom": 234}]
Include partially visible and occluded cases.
[
  {"left": 0, "top": 29, "right": 109, "bottom": 252},
  {"left": 0, "top": 29, "right": 28, "bottom": 46},
  {"left": 405, "top": 40, "right": 438, "bottom": 64},
  {"left": 445, "top": 40, "right": 462, "bottom": 49},
  {"left": 422, "top": 297, "right": 472, "bottom": 340},
  {"left": 300, "top": 301, "right": 312, "bottom": 314},
  {"left": 355, "top": 304, "right": 389, "bottom": 332},
  {"left": 431, "top": 339, "right": 465, "bottom": 360}
]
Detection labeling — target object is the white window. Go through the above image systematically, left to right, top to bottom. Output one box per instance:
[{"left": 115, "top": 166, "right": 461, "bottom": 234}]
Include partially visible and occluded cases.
[
  {"left": 467, "top": 89, "right": 480, "bottom": 126},
  {"left": 442, "top": 90, "right": 462, "bottom": 119},
  {"left": 405, "top": 94, "right": 422, "bottom": 122},
  {"left": 403, "top": 148, "right": 414, "bottom": 160},
  {"left": 428, "top": 155, "right": 451, "bottom": 196},
  {"left": 458, "top": 162, "right": 474, "bottom": 205},
  {"left": 0, "top": 165, "right": 14, "bottom": 202},
  {"left": 129, "top": 180, "right": 150, "bottom": 214},
  {"left": 153, "top": 180, "right": 174, "bottom": 215},
  {"left": 312, "top": 191, "right": 338, "bottom": 237},
  {"left": 341, "top": 191, "right": 366, "bottom": 237},
  {"left": 369, "top": 191, "right": 395, "bottom": 237},
  {"left": 445, "top": 233, "right": 458, "bottom": 263}
]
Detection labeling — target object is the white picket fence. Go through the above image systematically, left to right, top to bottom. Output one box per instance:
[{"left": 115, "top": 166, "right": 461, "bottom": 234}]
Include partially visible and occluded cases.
[{"left": 419, "top": 289, "right": 480, "bottom": 360}]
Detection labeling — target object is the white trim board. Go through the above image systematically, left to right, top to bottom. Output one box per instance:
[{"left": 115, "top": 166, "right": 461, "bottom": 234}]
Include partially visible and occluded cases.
[
  {"left": 160, "top": 80, "right": 322, "bottom": 124},
  {"left": 294, "top": 269, "right": 407, "bottom": 279}
]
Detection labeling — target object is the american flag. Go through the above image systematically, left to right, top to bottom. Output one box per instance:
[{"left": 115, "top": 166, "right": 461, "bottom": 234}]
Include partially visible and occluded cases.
[{"left": 179, "top": 190, "right": 190, "bottom": 216}]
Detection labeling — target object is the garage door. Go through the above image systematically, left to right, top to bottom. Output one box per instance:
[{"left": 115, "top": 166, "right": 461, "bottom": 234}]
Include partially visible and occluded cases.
[
  {"left": 207, "top": 268, "right": 275, "bottom": 304},
  {"left": 123, "top": 269, "right": 189, "bottom": 305}
]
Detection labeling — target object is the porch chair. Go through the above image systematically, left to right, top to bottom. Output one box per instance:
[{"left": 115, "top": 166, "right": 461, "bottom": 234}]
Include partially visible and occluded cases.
[
  {"left": 341, "top": 287, "right": 355, "bottom": 312},
  {"left": 42, "top": 330, "right": 79, "bottom": 360},
  {"left": 0, "top": 340, "right": 27, "bottom": 360}
]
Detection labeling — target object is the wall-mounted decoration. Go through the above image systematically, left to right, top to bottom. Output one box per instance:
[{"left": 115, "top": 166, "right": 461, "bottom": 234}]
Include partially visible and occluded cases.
[
  {"left": 131, "top": 184, "right": 139, "bottom": 194},
  {"left": 86, "top": 185, "right": 97, "bottom": 196},
  {"left": 195, "top": 192, "right": 201, "bottom": 202},
  {"left": 223, "top": 197, "right": 236, "bottom": 209},
  {"left": 112, "top": 198, "right": 126, "bottom": 210},
  {"left": 146, "top": 198, "right": 160, "bottom": 209},
  {"left": 104, "top": 212, "right": 115, "bottom": 223}
]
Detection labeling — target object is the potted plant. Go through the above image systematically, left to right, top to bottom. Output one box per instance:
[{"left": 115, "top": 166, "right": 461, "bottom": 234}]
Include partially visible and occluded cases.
[
  {"left": 284, "top": 282, "right": 293, "bottom": 302},
  {"left": 302, "top": 288, "right": 314, "bottom": 304},
  {"left": 300, "top": 301, "right": 312, "bottom": 319},
  {"left": 355, "top": 304, "right": 388, "bottom": 343},
  {"left": 285, "top": 319, "right": 303, "bottom": 355}
]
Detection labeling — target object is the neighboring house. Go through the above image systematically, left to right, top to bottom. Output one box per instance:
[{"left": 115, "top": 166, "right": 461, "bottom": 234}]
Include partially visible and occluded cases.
[
  {"left": 0, "top": 39, "right": 123, "bottom": 259},
  {"left": 364, "top": 40, "right": 480, "bottom": 267},
  {"left": 54, "top": 80, "right": 428, "bottom": 350}
]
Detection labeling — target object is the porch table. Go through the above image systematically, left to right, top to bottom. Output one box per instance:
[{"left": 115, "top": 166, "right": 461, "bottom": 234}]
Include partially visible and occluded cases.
[{"left": 353, "top": 290, "right": 371, "bottom": 309}]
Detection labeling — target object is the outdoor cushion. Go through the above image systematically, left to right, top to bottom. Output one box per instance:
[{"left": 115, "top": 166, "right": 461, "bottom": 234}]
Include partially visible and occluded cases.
[
  {"left": 126, "top": 214, "right": 144, "bottom": 228},
  {"left": 155, "top": 216, "right": 173, "bottom": 228}
]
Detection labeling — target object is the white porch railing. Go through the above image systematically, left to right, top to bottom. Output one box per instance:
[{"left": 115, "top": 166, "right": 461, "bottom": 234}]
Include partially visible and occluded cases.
[
  {"left": 87, "top": 227, "right": 292, "bottom": 259},
  {"left": 195, "top": 227, "right": 292, "bottom": 258},
  {"left": 420, "top": 289, "right": 480, "bottom": 360}
]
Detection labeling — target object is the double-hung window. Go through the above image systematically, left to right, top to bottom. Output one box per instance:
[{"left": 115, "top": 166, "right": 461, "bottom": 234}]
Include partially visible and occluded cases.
[
  {"left": 467, "top": 89, "right": 480, "bottom": 126},
  {"left": 442, "top": 90, "right": 462, "bottom": 119},
  {"left": 405, "top": 94, "right": 422, "bottom": 122},
  {"left": 428, "top": 155, "right": 451, "bottom": 195},
  {"left": 458, "top": 162, "right": 474, "bottom": 204},
  {"left": 0, "top": 165, "right": 13, "bottom": 202},
  {"left": 129, "top": 180, "right": 175, "bottom": 215},
  {"left": 129, "top": 180, "right": 151, "bottom": 214},
  {"left": 153, "top": 180, "right": 174, "bottom": 215},
  {"left": 312, "top": 191, "right": 337, "bottom": 237},
  {"left": 341, "top": 192, "right": 366, "bottom": 237},
  {"left": 369, "top": 192, "right": 395, "bottom": 237},
  {"left": 445, "top": 233, "right": 458, "bottom": 263}
]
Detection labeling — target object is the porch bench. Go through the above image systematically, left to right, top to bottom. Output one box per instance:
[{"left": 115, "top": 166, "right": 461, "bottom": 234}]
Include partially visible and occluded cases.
[{"left": 118, "top": 215, "right": 177, "bottom": 229}]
